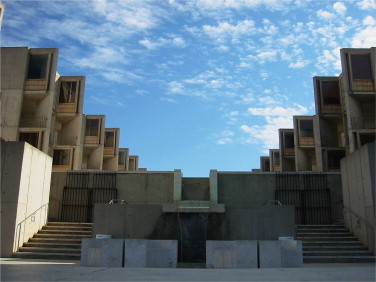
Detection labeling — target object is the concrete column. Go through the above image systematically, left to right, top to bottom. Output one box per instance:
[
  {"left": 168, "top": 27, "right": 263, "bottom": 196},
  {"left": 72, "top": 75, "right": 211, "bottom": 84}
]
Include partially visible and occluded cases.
[
  {"left": 173, "top": 169, "right": 182, "bottom": 203},
  {"left": 209, "top": 169, "right": 218, "bottom": 204}
]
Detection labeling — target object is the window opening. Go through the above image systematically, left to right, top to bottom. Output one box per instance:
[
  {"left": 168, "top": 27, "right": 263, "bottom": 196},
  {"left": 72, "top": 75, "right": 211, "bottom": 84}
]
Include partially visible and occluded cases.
[
  {"left": 27, "top": 54, "right": 49, "bottom": 79},
  {"left": 351, "top": 54, "right": 372, "bottom": 80},
  {"left": 59, "top": 81, "right": 78, "bottom": 103},
  {"left": 321, "top": 81, "right": 340, "bottom": 104},
  {"left": 85, "top": 119, "right": 100, "bottom": 136},
  {"left": 299, "top": 120, "right": 314, "bottom": 138},
  {"left": 104, "top": 131, "right": 115, "bottom": 147},
  {"left": 19, "top": 132, "right": 40, "bottom": 148},
  {"left": 284, "top": 132, "right": 294, "bottom": 148},
  {"left": 53, "top": 149, "right": 71, "bottom": 166},
  {"left": 328, "top": 150, "right": 346, "bottom": 169},
  {"left": 118, "top": 151, "right": 125, "bottom": 165},
  {"left": 273, "top": 151, "right": 280, "bottom": 166}
]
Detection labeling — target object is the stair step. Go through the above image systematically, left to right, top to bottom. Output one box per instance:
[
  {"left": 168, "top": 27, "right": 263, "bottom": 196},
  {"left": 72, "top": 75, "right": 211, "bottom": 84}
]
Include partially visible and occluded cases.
[
  {"left": 47, "top": 222, "right": 93, "bottom": 227},
  {"left": 296, "top": 225, "right": 346, "bottom": 229},
  {"left": 42, "top": 226, "right": 92, "bottom": 231},
  {"left": 297, "top": 228, "right": 349, "bottom": 233},
  {"left": 38, "top": 229, "right": 92, "bottom": 235},
  {"left": 297, "top": 233, "right": 353, "bottom": 237},
  {"left": 33, "top": 234, "right": 91, "bottom": 239},
  {"left": 298, "top": 237, "right": 358, "bottom": 241},
  {"left": 29, "top": 238, "right": 83, "bottom": 244},
  {"left": 302, "top": 241, "right": 364, "bottom": 246},
  {"left": 23, "top": 242, "right": 81, "bottom": 248},
  {"left": 303, "top": 246, "right": 368, "bottom": 251},
  {"left": 18, "top": 247, "right": 81, "bottom": 254},
  {"left": 304, "top": 251, "right": 374, "bottom": 256},
  {"left": 12, "top": 252, "right": 81, "bottom": 260},
  {"left": 304, "top": 256, "right": 376, "bottom": 263}
]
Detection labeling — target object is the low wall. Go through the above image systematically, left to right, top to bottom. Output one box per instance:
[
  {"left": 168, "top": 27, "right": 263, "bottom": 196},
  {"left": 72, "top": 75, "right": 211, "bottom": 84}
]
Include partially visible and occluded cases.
[
  {"left": 1, "top": 142, "right": 52, "bottom": 256},
  {"left": 341, "top": 143, "right": 375, "bottom": 253}
]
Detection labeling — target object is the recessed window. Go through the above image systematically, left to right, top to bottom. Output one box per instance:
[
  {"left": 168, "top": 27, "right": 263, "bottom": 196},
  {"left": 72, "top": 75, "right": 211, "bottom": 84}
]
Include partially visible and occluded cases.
[
  {"left": 27, "top": 54, "right": 49, "bottom": 79},
  {"left": 351, "top": 54, "right": 372, "bottom": 80},
  {"left": 59, "top": 81, "right": 78, "bottom": 103},
  {"left": 321, "top": 81, "right": 340, "bottom": 105},
  {"left": 85, "top": 119, "right": 100, "bottom": 136},
  {"left": 299, "top": 120, "right": 314, "bottom": 138},
  {"left": 104, "top": 131, "right": 115, "bottom": 147},
  {"left": 19, "top": 132, "right": 40, "bottom": 148},
  {"left": 284, "top": 132, "right": 294, "bottom": 148},
  {"left": 359, "top": 133, "right": 376, "bottom": 146},
  {"left": 53, "top": 149, "right": 71, "bottom": 166},
  {"left": 328, "top": 150, "right": 346, "bottom": 169},
  {"left": 118, "top": 151, "right": 125, "bottom": 166},
  {"left": 273, "top": 151, "right": 280, "bottom": 166}
]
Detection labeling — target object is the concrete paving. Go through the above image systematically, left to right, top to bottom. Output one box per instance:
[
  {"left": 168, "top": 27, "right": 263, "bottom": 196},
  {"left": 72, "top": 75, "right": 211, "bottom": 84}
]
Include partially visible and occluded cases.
[{"left": 1, "top": 258, "right": 375, "bottom": 281}]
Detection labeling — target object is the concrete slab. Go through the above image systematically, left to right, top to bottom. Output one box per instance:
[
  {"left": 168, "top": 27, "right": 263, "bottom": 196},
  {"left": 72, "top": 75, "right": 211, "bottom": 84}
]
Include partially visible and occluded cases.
[
  {"left": 80, "top": 238, "right": 123, "bottom": 267},
  {"left": 124, "top": 239, "right": 177, "bottom": 268},
  {"left": 206, "top": 240, "right": 257, "bottom": 269},
  {"left": 259, "top": 240, "right": 282, "bottom": 268},
  {"left": 280, "top": 240, "right": 303, "bottom": 267},
  {"left": 1, "top": 258, "right": 376, "bottom": 281}
]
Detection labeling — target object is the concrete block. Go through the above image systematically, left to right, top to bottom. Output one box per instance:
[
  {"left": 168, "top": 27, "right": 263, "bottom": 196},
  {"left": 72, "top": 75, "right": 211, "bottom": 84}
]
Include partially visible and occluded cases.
[
  {"left": 81, "top": 239, "right": 124, "bottom": 267},
  {"left": 124, "top": 239, "right": 177, "bottom": 268},
  {"left": 258, "top": 240, "right": 282, "bottom": 268},
  {"left": 280, "top": 240, "right": 303, "bottom": 267},
  {"left": 206, "top": 241, "right": 258, "bottom": 269}
]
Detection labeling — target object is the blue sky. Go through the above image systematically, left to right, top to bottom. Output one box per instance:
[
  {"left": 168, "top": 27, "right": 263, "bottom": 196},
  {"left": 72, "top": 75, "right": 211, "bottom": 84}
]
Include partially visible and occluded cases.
[{"left": 2, "top": 0, "right": 376, "bottom": 176}]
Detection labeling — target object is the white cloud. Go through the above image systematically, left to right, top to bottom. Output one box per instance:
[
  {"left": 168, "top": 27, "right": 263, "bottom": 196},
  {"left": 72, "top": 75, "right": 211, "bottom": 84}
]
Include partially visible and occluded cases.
[
  {"left": 357, "top": 0, "right": 376, "bottom": 10},
  {"left": 333, "top": 2, "right": 347, "bottom": 15},
  {"left": 317, "top": 9, "right": 335, "bottom": 20},
  {"left": 363, "top": 16, "right": 376, "bottom": 26},
  {"left": 202, "top": 20, "right": 256, "bottom": 42},
  {"left": 351, "top": 26, "right": 376, "bottom": 47},
  {"left": 139, "top": 36, "right": 186, "bottom": 50},
  {"left": 288, "top": 59, "right": 310, "bottom": 69},
  {"left": 247, "top": 105, "right": 308, "bottom": 116}
]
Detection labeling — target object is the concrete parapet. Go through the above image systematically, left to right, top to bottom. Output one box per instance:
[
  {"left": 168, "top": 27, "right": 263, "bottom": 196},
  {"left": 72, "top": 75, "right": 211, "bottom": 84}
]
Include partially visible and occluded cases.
[
  {"left": 80, "top": 238, "right": 124, "bottom": 267},
  {"left": 124, "top": 239, "right": 177, "bottom": 268},
  {"left": 206, "top": 240, "right": 258, "bottom": 269},
  {"left": 259, "top": 240, "right": 282, "bottom": 268},
  {"left": 280, "top": 240, "right": 303, "bottom": 267}
]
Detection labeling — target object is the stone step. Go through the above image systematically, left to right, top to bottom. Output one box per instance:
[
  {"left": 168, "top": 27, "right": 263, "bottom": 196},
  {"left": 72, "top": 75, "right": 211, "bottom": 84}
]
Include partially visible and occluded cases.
[
  {"left": 47, "top": 222, "right": 93, "bottom": 227},
  {"left": 42, "top": 225, "right": 92, "bottom": 231},
  {"left": 296, "top": 225, "right": 346, "bottom": 229},
  {"left": 297, "top": 228, "right": 349, "bottom": 233},
  {"left": 38, "top": 229, "right": 92, "bottom": 235},
  {"left": 33, "top": 233, "right": 91, "bottom": 239},
  {"left": 297, "top": 233, "right": 353, "bottom": 237},
  {"left": 298, "top": 236, "right": 358, "bottom": 241},
  {"left": 29, "top": 237, "right": 83, "bottom": 244},
  {"left": 302, "top": 241, "right": 364, "bottom": 246},
  {"left": 23, "top": 242, "right": 81, "bottom": 249},
  {"left": 303, "top": 246, "right": 368, "bottom": 251},
  {"left": 18, "top": 247, "right": 81, "bottom": 254},
  {"left": 304, "top": 251, "right": 374, "bottom": 256},
  {"left": 12, "top": 252, "right": 80, "bottom": 260},
  {"left": 303, "top": 256, "right": 376, "bottom": 263}
]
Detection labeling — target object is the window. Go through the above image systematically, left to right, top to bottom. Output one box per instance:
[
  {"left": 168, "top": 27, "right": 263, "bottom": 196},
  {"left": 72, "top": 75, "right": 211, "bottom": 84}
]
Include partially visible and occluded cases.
[
  {"left": 27, "top": 54, "right": 49, "bottom": 79},
  {"left": 351, "top": 54, "right": 372, "bottom": 80},
  {"left": 59, "top": 81, "right": 78, "bottom": 103},
  {"left": 321, "top": 81, "right": 340, "bottom": 105},
  {"left": 85, "top": 119, "right": 100, "bottom": 136},
  {"left": 299, "top": 120, "right": 314, "bottom": 137},
  {"left": 104, "top": 131, "right": 115, "bottom": 147},
  {"left": 19, "top": 132, "right": 40, "bottom": 148},
  {"left": 284, "top": 132, "right": 294, "bottom": 148},
  {"left": 359, "top": 133, "right": 376, "bottom": 146},
  {"left": 53, "top": 149, "right": 71, "bottom": 166},
  {"left": 328, "top": 150, "right": 346, "bottom": 169},
  {"left": 118, "top": 151, "right": 125, "bottom": 165},
  {"left": 273, "top": 151, "right": 280, "bottom": 166}
]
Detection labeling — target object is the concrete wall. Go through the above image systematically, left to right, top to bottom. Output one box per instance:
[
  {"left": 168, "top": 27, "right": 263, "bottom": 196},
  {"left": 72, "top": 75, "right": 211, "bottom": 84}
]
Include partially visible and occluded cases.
[
  {"left": 1, "top": 141, "right": 52, "bottom": 256},
  {"left": 341, "top": 142, "right": 375, "bottom": 253},
  {"left": 92, "top": 204, "right": 295, "bottom": 241}
]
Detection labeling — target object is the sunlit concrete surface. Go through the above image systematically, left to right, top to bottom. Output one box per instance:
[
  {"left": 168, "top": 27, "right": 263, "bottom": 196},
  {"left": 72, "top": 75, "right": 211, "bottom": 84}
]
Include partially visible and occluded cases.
[{"left": 1, "top": 258, "right": 375, "bottom": 281}]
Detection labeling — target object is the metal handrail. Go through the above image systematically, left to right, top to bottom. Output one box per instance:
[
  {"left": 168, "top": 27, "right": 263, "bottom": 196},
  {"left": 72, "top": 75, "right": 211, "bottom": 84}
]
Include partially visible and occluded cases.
[
  {"left": 264, "top": 200, "right": 282, "bottom": 206},
  {"left": 14, "top": 203, "right": 49, "bottom": 252},
  {"left": 343, "top": 206, "right": 375, "bottom": 228}
]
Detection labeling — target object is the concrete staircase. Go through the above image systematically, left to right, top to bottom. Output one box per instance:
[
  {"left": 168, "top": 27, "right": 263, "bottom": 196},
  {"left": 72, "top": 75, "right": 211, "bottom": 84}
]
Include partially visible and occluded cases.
[
  {"left": 13, "top": 222, "right": 92, "bottom": 260},
  {"left": 297, "top": 224, "right": 375, "bottom": 263}
]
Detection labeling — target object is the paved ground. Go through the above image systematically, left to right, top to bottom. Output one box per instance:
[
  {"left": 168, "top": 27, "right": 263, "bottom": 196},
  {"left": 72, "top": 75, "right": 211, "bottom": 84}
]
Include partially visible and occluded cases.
[{"left": 1, "top": 258, "right": 375, "bottom": 281}]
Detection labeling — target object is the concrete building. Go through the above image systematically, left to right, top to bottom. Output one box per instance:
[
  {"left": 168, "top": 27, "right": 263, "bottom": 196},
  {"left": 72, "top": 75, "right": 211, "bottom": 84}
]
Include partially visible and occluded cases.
[
  {"left": 0, "top": 1, "right": 4, "bottom": 30},
  {"left": 0, "top": 47, "right": 143, "bottom": 172},
  {"left": 254, "top": 47, "right": 375, "bottom": 173},
  {"left": 278, "top": 129, "right": 295, "bottom": 171},
  {"left": 269, "top": 149, "right": 281, "bottom": 172}
]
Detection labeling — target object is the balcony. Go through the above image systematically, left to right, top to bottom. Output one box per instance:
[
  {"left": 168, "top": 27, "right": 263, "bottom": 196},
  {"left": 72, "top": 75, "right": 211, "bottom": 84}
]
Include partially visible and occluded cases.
[
  {"left": 24, "top": 79, "right": 47, "bottom": 91},
  {"left": 352, "top": 79, "right": 375, "bottom": 92},
  {"left": 57, "top": 103, "right": 77, "bottom": 114},
  {"left": 19, "top": 115, "right": 47, "bottom": 128},
  {"left": 55, "top": 135, "right": 77, "bottom": 146},
  {"left": 84, "top": 136, "right": 100, "bottom": 145},
  {"left": 299, "top": 137, "right": 315, "bottom": 147},
  {"left": 283, "top": 148, "right": 295, "bottom": 156}
]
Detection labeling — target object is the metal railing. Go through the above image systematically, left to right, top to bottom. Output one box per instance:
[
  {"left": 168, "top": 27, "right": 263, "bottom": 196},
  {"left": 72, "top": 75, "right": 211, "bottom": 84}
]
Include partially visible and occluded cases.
[{"left": 14, "top": 203, "right": 49, "bottom": 252}]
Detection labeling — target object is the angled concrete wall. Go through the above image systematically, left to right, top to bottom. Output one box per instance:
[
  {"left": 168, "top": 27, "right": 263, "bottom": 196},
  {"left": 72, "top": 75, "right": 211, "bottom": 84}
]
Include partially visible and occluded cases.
[
  {"left": 1, "top": 141, "right": 52, "bottom": 257},
  {"left": 341, "top": 142, "right": 375, "bottom": 253}
]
